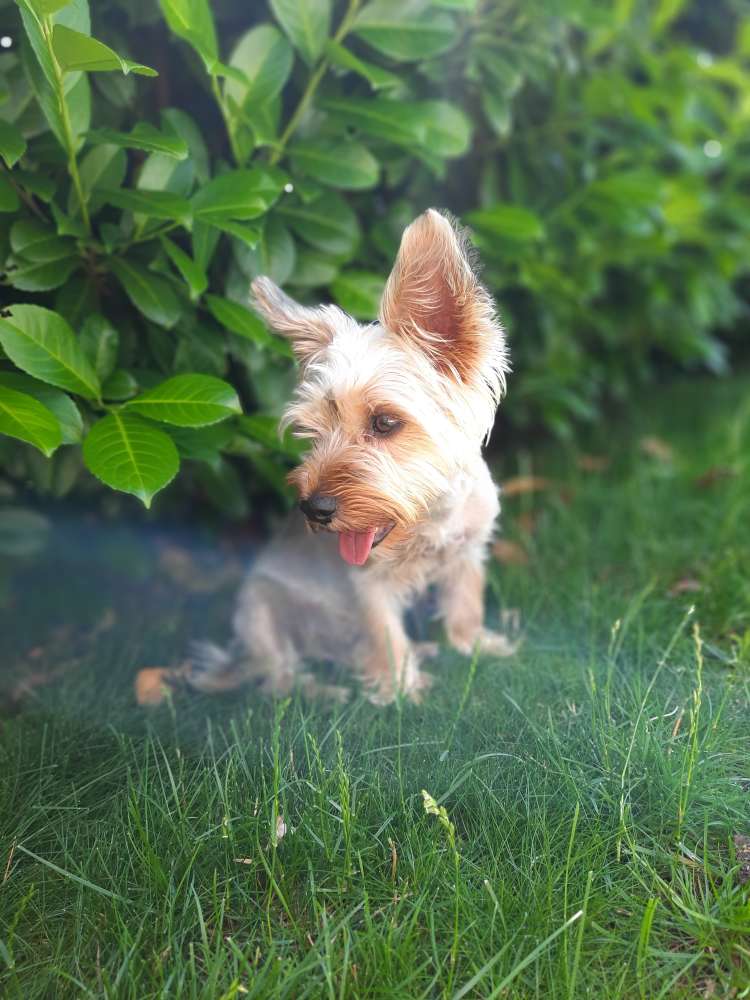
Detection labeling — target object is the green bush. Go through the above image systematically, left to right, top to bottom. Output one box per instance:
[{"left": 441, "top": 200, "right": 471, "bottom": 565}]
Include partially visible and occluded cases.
[{"left": 0, "top": 0, "right": 747, "bottom": 515}]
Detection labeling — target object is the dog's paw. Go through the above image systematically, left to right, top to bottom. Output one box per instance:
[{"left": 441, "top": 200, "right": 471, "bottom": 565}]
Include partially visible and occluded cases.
[
  {"left": 478, "top": 627, "right": 522, "bottom": 658},
  {"left": 413, "top": 640, "right": 440, "bottom": 665},
  {"left": 363, "top": 667, "right": 434, "bottom": 706}
]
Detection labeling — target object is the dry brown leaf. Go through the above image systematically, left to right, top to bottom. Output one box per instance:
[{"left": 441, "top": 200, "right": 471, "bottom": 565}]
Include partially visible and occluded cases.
[
  {"left": 640, "top": 436, "right": 674, "bottom": 462},
  {"left": 577, "top": 454, "right": 610, "bottom": 472},
  {"left": 501, "top": 475, "right": 553, "bottom": 498},
  {"left": 492, "top": 539, "right": 529, "bottom": 566},
  {"left": 667, "top": 578, "right": 702, "bottom": 597},
  {"left": 134, "top": 667, "right": 183, "bottom": 706},
  {"left": 734, "top": 834, "right": 750, "bottom": 884}
]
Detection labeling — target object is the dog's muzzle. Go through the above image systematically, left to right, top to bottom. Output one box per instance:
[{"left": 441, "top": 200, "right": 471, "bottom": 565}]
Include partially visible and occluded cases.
[{"left": 299, "top": 494, "right": 337, "bottom": 525}]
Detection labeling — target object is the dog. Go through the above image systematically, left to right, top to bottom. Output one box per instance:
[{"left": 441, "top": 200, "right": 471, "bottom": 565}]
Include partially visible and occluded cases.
[{"left": 186, "top": 209, "right": 518, "bottom": 705}]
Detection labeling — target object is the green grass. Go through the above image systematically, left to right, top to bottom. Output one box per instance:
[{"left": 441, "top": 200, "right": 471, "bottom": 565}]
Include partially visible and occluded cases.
[{"left": 1, "top": 376, "right": 749, "bottom": 999}]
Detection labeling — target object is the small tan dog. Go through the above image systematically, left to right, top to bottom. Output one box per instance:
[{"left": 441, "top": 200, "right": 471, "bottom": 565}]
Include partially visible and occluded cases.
[{"left": 186, "top": 209, "right": 517, "bottom": 704}]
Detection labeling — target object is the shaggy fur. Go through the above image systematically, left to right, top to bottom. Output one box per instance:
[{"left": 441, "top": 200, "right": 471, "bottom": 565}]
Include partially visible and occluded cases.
[{"left": 188, "top": 209, "right": 518, "bottom": 704}]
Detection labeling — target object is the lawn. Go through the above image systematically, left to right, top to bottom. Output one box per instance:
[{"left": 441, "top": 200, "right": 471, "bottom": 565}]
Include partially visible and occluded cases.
[{"left": 1, "top": 376, "right": 748, "bottom": 999}]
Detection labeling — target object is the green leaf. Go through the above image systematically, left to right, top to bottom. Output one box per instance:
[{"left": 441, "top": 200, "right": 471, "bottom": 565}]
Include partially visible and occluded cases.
[
  {"left": 35, "top": 0, "right": 75, "bottom": 13},
  {"left": 157, "top": 0, "right": 218, "bottom": 70},
  {"left": 269, "top": 0, "right": 331, "bottom": 66},
  {"left": 353, "top": 1, "right": 456, "bottom": 60},
  {"left": 224, "top": 24, "right": 294, "bottom": 109},
  {"left": 52, "top": 25, "right": 157, "bottom": 76},
  {"left": 324, "top": 40, "right": 400, "bottom": 90},
  {"left": 320, "top": 96, "right": 423, "bottom": 147},
  {"left": 420, "top": 101, "right": 472, "bottom": 157},
  {"left": 162, "top": 108, "right": 210, "bottom": 183},
  {"left": 0, "top": 119, "right": 27, "bottom": 169},
  {"left": 88, "top": 123, "right": 188, "bottom": 159},
  {"left": 290, "top": 138, "right": 379, "bottom": 190},
  {"left": 77, "top": 144, "right": 127, "bottom": 202},
  {"left": 191, "top": 168, "right": 284, "bottom": 223},
  {"left": 0, "top": 172, "right": 20, "bottom": 213},
  {"left": 99, "top": 187, "right": 192, "bottom": 222},
  {"left": 276, "top": 190, "right": 360, "bottom": 256},
  {"left": 467, "top": 203, "right": 546, "bottom": 241},
  {"left": 10, "top": 220, "right": 74, "bottom": 261},
  {"left": 211, "top": 220, "right": 262, "bottom": 248},
  {"left": 161, "top": 237, "right": 208, "bottom": 300},
  {"left": 4, "top": 255, "right": 79, "bottom": 292},
  {"left": 109, "top": 259, "right": 182, "bottom": 329},
  {"left": 331, "top": 270, "right": 385, "bottom": 320},
  {"left": 205, "top": 294, "right": 291, "bottom": 358},
  {"left": 0, "top": 304, "right": 100, "bottom": 399},
  {"left": 79, "top": 315, "right": 118, "bottom": 381},
  {"left": 102, "top": 369, "right": 138, "bottom": 401},
  {"left": 0, "top": 371, "right": 83, "bottom": 443},
  {"left": 125, "top": 373, "right": 241, "bottom": 427},
  {"left": 0, "top": 385, "right": 62, "bottom": 456},
  {"left": 83, "top": 411, "right": 179, "bottom": 507},
  {"left": 238, "top": 413, "right": 304, "bottom": 458},
  {"left": 167, "top": 422, "right": 233, "bottom": 464}
]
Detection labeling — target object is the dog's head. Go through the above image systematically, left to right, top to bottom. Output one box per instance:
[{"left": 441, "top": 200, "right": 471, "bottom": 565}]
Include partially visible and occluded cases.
[{"left": 251, "top": 209, "right": 509, "bottom": 566}]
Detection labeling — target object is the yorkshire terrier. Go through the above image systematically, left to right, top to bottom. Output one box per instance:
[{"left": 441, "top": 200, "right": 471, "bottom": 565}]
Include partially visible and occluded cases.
[{"left": 187, "top": 209, "right": 518, "bottom": 704}]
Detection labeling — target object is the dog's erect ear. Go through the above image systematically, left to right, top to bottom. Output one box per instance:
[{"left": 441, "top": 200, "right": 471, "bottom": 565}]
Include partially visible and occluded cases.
[
  {"left": 379, "top": 209, "right": 507, "bottom": 387},
  {"left": 251, "top": 276, "right": 335, "bottom": 363}
]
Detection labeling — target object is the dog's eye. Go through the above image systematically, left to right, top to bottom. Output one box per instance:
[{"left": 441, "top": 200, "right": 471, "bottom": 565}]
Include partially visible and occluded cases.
[{"left": 371, "top": 414, "right": 402, "bottom": 436}]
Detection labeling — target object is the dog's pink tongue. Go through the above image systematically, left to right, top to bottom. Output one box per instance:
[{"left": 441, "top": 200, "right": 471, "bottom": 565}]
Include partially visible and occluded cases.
[{"left": 338, "top": 528, "right": 376, "bottom": 566}]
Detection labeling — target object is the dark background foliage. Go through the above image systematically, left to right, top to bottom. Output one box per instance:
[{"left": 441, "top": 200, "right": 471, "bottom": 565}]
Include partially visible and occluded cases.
[{"left": 0, "top": 0, "right": 748, "bottom": 527}]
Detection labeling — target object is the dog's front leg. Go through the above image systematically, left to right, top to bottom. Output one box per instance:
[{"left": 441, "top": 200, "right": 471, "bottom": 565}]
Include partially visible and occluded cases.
[
  {"left": 440, "top": 556, "right": 519, "bottom": 658},
  {"left": 356, "top": 583, "right": 432, "bottom": 704}
]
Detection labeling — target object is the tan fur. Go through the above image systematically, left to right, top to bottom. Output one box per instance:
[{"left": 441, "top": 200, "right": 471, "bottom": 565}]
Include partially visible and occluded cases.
[{"left": 187, "top": 210, "right": 519, "bottom": 705}]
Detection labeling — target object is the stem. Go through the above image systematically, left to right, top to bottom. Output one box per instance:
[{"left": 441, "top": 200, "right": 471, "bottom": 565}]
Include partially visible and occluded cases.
[
  {"left": 269, "top": 0, "right": 361, "bottom": 166},
  {"left": 41, "top": 17, "right": 90, "bottom": 233},
  {"left": 211, "top": 75, "right": 244, "bottom": 165}
]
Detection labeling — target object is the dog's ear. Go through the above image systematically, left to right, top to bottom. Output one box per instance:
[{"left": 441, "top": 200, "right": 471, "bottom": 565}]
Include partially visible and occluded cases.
[
  {"left": 379, "top": 209, "right": 506, "bottom": 386},
  {"left": 251, "top": 276, "right": 334, "bottom": 363}
]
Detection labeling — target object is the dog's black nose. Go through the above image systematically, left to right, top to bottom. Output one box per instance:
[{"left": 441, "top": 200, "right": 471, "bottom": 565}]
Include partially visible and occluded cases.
[{"left": 300, "top": 494, "right": 337, "bottom": 524}]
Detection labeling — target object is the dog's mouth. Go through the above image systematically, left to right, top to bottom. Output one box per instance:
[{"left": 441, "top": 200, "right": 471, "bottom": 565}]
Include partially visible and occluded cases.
[{"left": 337, "top": 523, "right": 394, "bottom": 566}]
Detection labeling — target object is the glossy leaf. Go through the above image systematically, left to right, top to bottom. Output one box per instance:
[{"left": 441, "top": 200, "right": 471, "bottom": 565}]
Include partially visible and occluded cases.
[
  {"left": 157, "top": 0, "right": 218, "bottom": 69},
  {"left": 269, "top": 0, "right": 331, "bottom": 66},
  {"left": 354, "top": 2, "right": 456, "bottom": 60},
  {"left": 225, "top": 24, "right": 293, "bottom": 109},
  {"left": 52, "top": 25, "right": 157, "bottom": 76},
  {"left": 324, "top": 40, "right": 400, "bottom": 90},
  {"left": 0, "top": 120, "right": 27, "bottom": 169},
  {"left": 88, "top": 123, "right": 188, "bottom": 159},
  {"left": 290, "top": 138, "right": 379, "bottom": 190},
  {"left": 191, "top": 168, "right": 284, "bottom": 223},
  {"left": 100, "top": 187, "right": 192, "bottom": 222},
  {"left": 276, "top": 190, "right": 360, "bottom": 256},
  {"left": 467, "top": 203, "right": 546, "bottom": 241},
  {"left": 161, "top": 237, "right": 208, "bottom": 300},
  {"left": 4, "top": 255, "right": 79, "bottom": 292},
  {"left": 110, "top": 259, "right": 182, "bottom": 329},
  {"left": 205, "top": 294, "right": 291, "bottom": 358},
  {"left": 0, "top": 304, "right": 100, "bottom": 399},
  {"left": 79, "top": 315, "right": 119, "bottom": 381},
  {"left": 0, "top": 372, "right": 83, "bottom": 444},
  {"left": 125, "top": 374, "right": 241, "bottom": 427},
  {"left": 0, "top": 385, "right": 62, "bottom": 456},
  {"left": 83, "top": 411, "right": 179, "bottom": 507}
]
